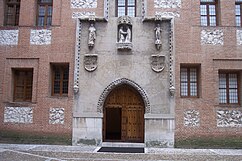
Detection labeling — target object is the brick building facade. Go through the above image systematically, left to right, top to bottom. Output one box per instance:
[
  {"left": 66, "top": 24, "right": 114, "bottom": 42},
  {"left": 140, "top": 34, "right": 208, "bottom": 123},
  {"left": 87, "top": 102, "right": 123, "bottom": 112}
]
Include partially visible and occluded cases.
[{"left": 0, "top": 0, "right": 241, "bottom": 148}]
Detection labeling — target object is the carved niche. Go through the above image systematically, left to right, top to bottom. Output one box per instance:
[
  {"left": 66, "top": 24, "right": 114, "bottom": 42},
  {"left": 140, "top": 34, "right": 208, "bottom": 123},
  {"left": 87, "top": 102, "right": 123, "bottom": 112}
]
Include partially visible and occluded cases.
[
  {"left": 117, "top": 16, "right": 133, "bottom": 50},
  {"left": 84, "top": 54, "right": 98, "bottom": 72},
  {"left": 151, "top": 55, "right": 165, "bottom": 72}
]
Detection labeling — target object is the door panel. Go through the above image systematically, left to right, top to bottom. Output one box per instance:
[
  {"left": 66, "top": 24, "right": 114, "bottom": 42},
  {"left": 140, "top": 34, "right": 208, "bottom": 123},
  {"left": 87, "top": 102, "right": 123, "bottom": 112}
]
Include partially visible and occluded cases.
[{"left": 104, "top": 85, "right": 144, "bottom": 142}]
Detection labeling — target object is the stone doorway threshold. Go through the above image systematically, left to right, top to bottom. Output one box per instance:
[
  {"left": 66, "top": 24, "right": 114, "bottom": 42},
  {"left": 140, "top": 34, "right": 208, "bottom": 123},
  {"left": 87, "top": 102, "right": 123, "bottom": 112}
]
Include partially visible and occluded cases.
[{"left": 101, "top": 142, "right": 145, "bottom": 148}]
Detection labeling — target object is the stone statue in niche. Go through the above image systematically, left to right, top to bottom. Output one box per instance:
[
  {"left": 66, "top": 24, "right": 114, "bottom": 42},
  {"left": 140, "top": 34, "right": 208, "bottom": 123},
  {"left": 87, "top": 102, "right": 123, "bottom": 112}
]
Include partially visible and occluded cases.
[
  {"left": 88, "top": 23, "right": 96, "bottom": 47},
  {"left": 154, "top": 23, "right": 162, "bottom": 50},
  {"left": 118, "top": 25, "right": 131, "bottom": 43}
]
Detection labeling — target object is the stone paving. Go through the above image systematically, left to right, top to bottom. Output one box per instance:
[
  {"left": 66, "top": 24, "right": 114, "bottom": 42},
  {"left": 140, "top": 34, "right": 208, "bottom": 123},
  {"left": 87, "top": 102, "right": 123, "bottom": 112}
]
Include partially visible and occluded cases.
[{"left": 0, "top": 144, "right": 242, "bottom": 161}]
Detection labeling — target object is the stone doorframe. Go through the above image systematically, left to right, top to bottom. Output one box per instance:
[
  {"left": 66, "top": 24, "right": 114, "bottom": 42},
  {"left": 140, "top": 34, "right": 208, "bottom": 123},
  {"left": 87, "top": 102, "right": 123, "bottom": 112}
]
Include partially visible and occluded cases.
[{"left": 97, "top": 78, "right": 150, "bottom": 113}]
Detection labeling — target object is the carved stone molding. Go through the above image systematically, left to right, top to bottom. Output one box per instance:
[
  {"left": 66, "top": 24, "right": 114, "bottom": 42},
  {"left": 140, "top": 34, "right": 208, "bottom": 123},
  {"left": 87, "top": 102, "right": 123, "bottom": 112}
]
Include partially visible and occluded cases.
[
  {"left": 71, "top": 0, "right": 97, "bottom": 8},
  {"left": 104, "top": 0, "right": 109, "bottom": 21},
  {"left": 154, "top": 0, "right": 181, "bottom": 8},
  {"left": 155, "top": 11, "right": 180, "bottom": 20},
  {"left": 72, "top": 12, "right": 95, "bottom": 19},
  {"left": 118, "top": 16, "right": 133, "bottom": 25},
  {"left": 74, "top": 19, "right": 82, "bottom": 94},
  {"left": 169, "top": 20, "right": 175, "bottom": 96},
  {"left": 30, "top": 29, "right": 51, "bottom": 45},
  {"left": 201, "top": 29, "right": 224, "bottom": 45},
  {"left": 237, "top": 29, "right": 242, "bottom": 45},
  {"left": 0, "top": 30, "right": 19, "bottom": 45},
  {"left": 117, "top": 42, "right": 133, "bottom": 50},
  {"left": 84, "top": 54, "right": 98, "bottom": 72},
  {"left": 151, "top": 55, "right": 165, "bottom": 72},
  {"left": 97, "top": 78, "right": 150, "bottom": 113},
  {"left": 4, "top": 107, "right": 33, "bottom": 124},
  {"left": 49, "top": 107, "right": 65, "bottom": 124},
  {"left": 184, "top": 110, "right": 200, "bottom": 127},
  {"left": 217, "top": 110, "right": 242, "bottom": 127}
]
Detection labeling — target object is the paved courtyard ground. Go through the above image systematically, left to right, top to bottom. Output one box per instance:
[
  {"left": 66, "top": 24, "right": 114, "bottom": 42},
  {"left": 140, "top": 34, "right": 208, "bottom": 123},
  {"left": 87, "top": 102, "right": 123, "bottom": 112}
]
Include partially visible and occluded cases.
[{"left": 0, "top": 144, "right": 242, "bottom": 161}]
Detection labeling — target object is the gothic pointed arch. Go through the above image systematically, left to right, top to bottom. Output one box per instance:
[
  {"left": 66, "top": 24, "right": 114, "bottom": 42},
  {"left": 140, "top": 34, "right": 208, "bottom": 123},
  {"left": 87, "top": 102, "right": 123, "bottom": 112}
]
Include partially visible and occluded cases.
[{"left": 97, "top": 78, "right": 150, "bottom": 113}]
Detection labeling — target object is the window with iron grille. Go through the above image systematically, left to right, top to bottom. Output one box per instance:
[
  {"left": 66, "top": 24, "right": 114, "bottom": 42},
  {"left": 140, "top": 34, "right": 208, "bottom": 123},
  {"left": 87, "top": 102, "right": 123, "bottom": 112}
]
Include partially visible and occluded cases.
[
  {"left": 4, "top": 0, "right": 20, "bottom": 26},
  {"left": 37, "top": 0, "right": 53, "bottom": 27},
  {"left": 116, "top": 0, "right": 136, "bottom": 17},
  {"left": 200, "top": 0, "right": 218, "bottom": 26},
  {"left": 236, "top": 0, "right": 242, "bottom": 27},
  {"left": 51, "top": 64, "right": 69, "bottom": 97},
  {"left": 180, "top": 66, "right": 199, "bottom": 97},
  {"left": 13, "top": 69, "right": 33, "bottom": 102},
  {"left": 219, "top": 72, "right": 240, "bottom": 104}
]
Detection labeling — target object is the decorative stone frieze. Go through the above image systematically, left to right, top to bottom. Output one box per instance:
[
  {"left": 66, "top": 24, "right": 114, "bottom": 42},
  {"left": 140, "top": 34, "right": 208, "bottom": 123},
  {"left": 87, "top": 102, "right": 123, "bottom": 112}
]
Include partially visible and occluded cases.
[
  {"left": 71, "top": 0, "right": 97, "bottom": 8},
  {"left": 154, "top": 0, "right": 181, "bottom": 8},
  {"left": 72, "top": 12, "right": 95, "bottom": 19},
  {"left": 155, "top": 12, "right": 180, "bottom": 20},
  {"left": 74, "top": 19, "right": 82, "bottom": 94},
  {"left": 30, "top": 29, "right": 51, "bottom": 45},
  {"left": 201, "top": 29, "right": 224, "bottom": 45},
  {"left": 237, "top": 29, "right": 242, "bottom": 45},
  {"left": 0, "top": 30, "right": 19, "bottom": 45},
  {"left": 84, "top": 54, "right": 98, "bottom": 72},
  {"left": 151, "top": 55, "right": 165, "bottom": 72},
  {"left": 97, "top": 78, "right": 150, "bottom": 113},
  {"left": 4, "top": 107, "right": 33, "bottom": 124},
  {"left": 49, "top": 108, "right": 65, "bottom": 124},
  {"left": 184, "top": 110, "right": 200, "bottom": 127},
  {"left": 217, "top": 110, "right": 242, "bottom": 127}
]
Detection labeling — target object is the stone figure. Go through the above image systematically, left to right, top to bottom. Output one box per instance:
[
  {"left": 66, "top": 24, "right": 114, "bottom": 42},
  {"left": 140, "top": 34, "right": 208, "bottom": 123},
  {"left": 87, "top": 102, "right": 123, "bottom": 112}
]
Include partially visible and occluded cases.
[
  {"left": 88, "top": 23, "right": 96, "bottom": 47},
  {"left": 154, "top": 23, "right": 162, "bottom": 50},
  {"left": 118, "top": 26, "right": 132, "bottom": 43},
  {"left": 119, "top": 26, "right": 126, "bottom": 43},
  {"left": 125, "top": 26, "right": 131, "bottom": 42}
]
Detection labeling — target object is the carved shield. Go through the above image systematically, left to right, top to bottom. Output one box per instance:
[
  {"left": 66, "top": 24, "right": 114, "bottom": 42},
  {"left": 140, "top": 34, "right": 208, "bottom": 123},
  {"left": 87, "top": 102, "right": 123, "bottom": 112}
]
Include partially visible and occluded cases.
[
  {"left": 84, "top": 54, "right": 98, "bottom": 72},
  {"left": 151, "top": 55, "right": 165, "bottom": 72}
]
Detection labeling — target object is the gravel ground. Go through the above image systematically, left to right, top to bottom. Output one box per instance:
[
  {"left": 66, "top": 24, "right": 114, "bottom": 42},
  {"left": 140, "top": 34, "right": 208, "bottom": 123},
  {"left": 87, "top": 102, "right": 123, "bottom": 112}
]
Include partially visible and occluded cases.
[{"left": 0, "top": 144, "right": 242, "bottom": 161}]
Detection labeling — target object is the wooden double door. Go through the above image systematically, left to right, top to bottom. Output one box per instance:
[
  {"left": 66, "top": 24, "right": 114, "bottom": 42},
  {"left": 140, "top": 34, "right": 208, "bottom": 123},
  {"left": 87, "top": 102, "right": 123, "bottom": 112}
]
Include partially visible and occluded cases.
[{"left": 103, "top": 85, "right": 144, "bottom": 143}]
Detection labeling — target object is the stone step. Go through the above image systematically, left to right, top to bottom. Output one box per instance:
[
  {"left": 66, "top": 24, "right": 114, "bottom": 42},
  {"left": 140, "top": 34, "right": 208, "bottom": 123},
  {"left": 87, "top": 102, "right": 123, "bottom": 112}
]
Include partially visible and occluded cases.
[{"left": 101, "top": 142, "right": 145, "bottom": 148}]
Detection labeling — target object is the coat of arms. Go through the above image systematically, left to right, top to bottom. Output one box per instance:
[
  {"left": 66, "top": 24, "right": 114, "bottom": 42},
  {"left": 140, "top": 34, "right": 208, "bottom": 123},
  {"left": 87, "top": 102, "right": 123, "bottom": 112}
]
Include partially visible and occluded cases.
[
  {"left": 84, "top": 54, "right": 98, "bottom": 72},
  {"left": 151, "top": 55, "right": 165, "bottom": 72}
]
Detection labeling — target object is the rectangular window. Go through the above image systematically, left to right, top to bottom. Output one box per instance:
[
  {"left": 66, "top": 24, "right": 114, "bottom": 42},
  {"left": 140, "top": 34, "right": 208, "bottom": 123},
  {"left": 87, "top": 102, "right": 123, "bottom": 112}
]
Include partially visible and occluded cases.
[
  {"left": 4, "top": 0, "right": 20, "bottom": 26},
  {"left": 37, "top": 0, "right": 53, "bottom": 27},
  {"left": 117, "top": 0, "right": 136, "bottom": 17},
  {"left": 200, "top": 0, "right": 218, "bottom": 26},
  {"left": 236, "top": 0, "right": 242, "bottom": 27},
  {"left": 51, "top": 64, "right": 69, "bottom": 97},
  {"left": 180, "top": 66, "right": 199, "bottom": 97},
  {"left": 13, "top": 69, "right": 33, "bottom": 102},
  {"left": 219, "top": 72, "right": 239, "bottom": 104}
]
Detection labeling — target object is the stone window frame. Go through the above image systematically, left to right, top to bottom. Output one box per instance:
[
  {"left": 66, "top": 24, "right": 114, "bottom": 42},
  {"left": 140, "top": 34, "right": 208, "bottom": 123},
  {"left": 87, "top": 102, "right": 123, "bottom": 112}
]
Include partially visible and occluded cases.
[
  {"left": 4, "top": 0, "right": 21, "bottom": 26},
  {"left": 36, "top": 0, "right": 53, "bottom": 27},
  {"left": 116, "top": 0, "right": 136, "bottom": 17},
  {"left": 200, "top": 0, "right": 219, "bottom": 26},
  {"left": 236, "top": 0, "right": 242, "bottom": 27},
  {"left": 51, "top": 63, "right": 69, "bottom": 97},
  {"left": 180, "top": 64, "right": 200, "bottom": 98},
  {"left": 13, "top": 68, "right": 33, "bottom": 102},
  {"left": 219, "top": 71, "right": 240, "bottom": 105}
]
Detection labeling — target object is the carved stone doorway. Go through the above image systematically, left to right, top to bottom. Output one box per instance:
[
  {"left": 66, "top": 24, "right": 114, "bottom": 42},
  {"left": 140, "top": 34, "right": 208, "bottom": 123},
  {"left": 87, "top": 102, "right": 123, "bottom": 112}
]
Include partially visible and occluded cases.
[{"left": 103, "top": 85, "right": 144, "bottom": 143}]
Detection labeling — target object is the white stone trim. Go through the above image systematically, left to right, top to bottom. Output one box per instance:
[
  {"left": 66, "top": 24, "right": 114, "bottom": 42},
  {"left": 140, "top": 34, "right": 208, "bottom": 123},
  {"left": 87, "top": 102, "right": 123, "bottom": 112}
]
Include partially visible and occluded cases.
[
  {"left": 71, "top": 0, "right": 97, "bottom": 8},
  {"left": 154, "top": 0, "right": 181, "bottom": 8},
  {"left": 155, "top": 11, "right": 180, "bottom": 19},
  {"left": 72, "top": 12, "right": 96, "bottom": 19},
  {"left": 30, "top": 29, "right": 51, "bottom": 45},
  {"left": 201, "top": 29, "right": 224, "bottom": 45},
  {"left": 237, "top": 29, "right": 242, "bottom": 45},
  {"left": 0, "top": 30, "right": 19, "bottom": 45},
  {"left": 4, "top": 107, "right": 33, "bottom": 124},
  {"left": 49, "top": 107, "right": 65, "bottom": 124},
  {"left": 184, "top": 110, "right": 200, "bottom": 127},
  {"left": 217, "top": 110, "right": 242, "bottom": 127}
]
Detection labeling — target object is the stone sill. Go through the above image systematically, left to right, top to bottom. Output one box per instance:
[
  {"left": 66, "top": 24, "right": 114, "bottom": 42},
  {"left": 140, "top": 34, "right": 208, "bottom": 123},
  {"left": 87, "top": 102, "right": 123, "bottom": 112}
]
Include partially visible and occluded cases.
[{"left": 144, "top": 114, "right": 174, "bottom": 119}]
